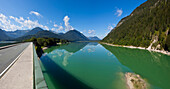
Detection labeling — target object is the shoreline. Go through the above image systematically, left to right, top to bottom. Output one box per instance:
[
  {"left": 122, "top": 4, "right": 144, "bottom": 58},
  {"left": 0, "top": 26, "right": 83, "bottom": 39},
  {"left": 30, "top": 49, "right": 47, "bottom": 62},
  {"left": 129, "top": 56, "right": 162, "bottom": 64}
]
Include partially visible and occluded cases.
[{"left": 100, "top": 42, "right": 170, "bottom": 56}]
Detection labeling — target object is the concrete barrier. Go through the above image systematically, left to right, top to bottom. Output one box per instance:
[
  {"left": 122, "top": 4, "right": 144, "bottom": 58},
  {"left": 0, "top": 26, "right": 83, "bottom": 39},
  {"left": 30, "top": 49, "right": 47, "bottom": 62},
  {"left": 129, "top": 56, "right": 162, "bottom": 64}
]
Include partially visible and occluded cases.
[
  {"left": 0, "top": 43, "right": 20, "bottom": 50},
  {"left": 33, "top": 44, "right": 48, "bottom": 89}
]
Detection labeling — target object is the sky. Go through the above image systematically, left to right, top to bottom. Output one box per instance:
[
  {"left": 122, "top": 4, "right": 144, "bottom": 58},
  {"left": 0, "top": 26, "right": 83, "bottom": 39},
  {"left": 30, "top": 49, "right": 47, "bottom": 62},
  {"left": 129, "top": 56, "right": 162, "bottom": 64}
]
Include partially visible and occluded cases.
[{"left": 0, "top": 0, "right": 147, "bottom": 39}]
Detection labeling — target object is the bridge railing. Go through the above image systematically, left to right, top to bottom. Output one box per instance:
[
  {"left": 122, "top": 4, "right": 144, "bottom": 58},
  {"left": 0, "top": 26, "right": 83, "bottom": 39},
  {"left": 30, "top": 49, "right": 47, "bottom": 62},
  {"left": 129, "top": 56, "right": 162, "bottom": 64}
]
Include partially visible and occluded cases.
[{"left": 33, "top": 44, "right": 48, "bottom": 89}]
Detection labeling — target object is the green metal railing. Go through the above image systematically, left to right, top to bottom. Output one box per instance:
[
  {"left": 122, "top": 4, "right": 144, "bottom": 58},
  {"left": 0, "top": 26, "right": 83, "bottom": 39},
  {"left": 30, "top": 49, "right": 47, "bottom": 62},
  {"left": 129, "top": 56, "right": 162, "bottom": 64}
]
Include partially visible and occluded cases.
[{"left": 33, "top": 44, "right": 48, "bottom": 89}]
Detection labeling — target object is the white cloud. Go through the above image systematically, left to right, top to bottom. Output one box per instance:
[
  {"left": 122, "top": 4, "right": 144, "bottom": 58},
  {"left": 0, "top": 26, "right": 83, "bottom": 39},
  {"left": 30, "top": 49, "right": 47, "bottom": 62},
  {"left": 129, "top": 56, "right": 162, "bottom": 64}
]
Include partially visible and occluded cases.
[
  {"left": 115, "top": 8, "right": 123, "bottom": 17},
  {"left": 29, "top": 11, "right": 42, "bottom": 17},
  {"left": 0, "top": 13, "right": 49, "bottom": 31},
  {"left": 0, "top": 13, "right": 21, "bottom": 31},
  {"left": 0, "top": 13, "right": 74, "bottom": 32},
  {"left": 9, "top": 16, "right": 24, "bottom": 24},
  {"left": 9, "top": 16, "right": 14, "bottom": 19},
  {"left": 63, "top": 16, "right": 74, "bottom": 31},
  {"left": 63, "top": 16, "right": 69, "bottom": 26},
  {"left": 20, "top": 17, "right": 24, "bottom": 21},
  {"left": 22, "top": 19, "right": 44, "bottom": 29},
  {"left": 52, "top": 22, "right": 64, "bottom": 32},
  {"left": 54, "top": 23, "right": 58, "bottom": 27},
  {"left": 51, "top": 25, "right": 64, "bottom": 32},
  {"left": 58, "top": 25, "right": 64, "bottom": 31},
  {"left": 44, "top": 26, "right": 49, "bottom": 30},
  {"left": 51, "top": 28, "right": 55, "bottom": 31},
  {"left": 88, "top": 30, "right": 95, "bottom": 35}
]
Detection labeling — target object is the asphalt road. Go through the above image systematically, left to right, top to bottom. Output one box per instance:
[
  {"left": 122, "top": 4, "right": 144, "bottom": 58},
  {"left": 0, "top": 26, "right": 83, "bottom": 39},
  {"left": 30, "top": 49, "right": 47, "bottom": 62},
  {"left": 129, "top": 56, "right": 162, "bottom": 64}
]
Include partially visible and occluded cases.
[{"left": 0, "top": 43, "right": 30, "bottom": 76}]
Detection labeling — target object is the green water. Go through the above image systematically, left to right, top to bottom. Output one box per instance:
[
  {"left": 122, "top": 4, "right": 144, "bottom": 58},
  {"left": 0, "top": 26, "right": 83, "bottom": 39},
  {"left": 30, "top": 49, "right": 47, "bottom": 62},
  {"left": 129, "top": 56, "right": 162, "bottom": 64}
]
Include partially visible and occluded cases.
[{"left": 40, "top": 42, "right": 170, "bottom": 89}]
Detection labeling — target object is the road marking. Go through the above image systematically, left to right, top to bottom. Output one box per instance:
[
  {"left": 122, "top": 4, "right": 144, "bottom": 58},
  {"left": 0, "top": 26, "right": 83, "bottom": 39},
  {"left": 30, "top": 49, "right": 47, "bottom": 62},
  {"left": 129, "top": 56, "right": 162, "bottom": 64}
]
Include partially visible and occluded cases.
[{"left": 0, "top": 43, "right": 29, "bottom": 78}]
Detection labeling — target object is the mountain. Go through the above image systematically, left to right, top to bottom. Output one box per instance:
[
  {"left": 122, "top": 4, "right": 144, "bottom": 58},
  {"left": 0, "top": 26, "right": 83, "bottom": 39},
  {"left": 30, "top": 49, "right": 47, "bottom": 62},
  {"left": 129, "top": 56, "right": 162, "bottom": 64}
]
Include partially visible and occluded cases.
[
  {"left": 102, "top": 0, "right": 170, "bottom": 51},
  {"left": 15, "top": 27, "right": 89, "bottom": 42},
  {"left": 24, "top": 27, "right": 43, "bottom": 36},
  {"left": 0, "top": 29, "right": 11, "bottom": 41},
  {"left": 5, "top": 30, "right": 29, "bottom": 38},
  {"left": 15, "top": 30, "right": 61, "bottom": 41},
  {"left": 35, "top": 30, "right": 61, "bottom": 38},
  {"left": 61, "top": 30, "right": 89, "bottom": 41},
  {"left": 58, "top": 33, "right": 64, "bottom": 35},
  {"left": 88, "top": 36, "right": 101, "bottom": 41}
]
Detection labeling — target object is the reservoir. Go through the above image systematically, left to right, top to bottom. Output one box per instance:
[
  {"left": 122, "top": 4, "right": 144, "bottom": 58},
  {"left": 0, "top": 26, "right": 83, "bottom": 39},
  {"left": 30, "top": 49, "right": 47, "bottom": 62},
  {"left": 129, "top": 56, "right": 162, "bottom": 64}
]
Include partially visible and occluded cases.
[{"left": 40, "top": 42, "right": 170, "bottom": 89}]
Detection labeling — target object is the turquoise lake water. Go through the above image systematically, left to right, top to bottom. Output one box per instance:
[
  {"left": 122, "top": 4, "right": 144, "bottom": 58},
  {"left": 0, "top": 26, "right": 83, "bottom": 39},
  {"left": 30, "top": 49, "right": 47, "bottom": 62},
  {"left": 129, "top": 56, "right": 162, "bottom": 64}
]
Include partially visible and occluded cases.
[{"left": 40, "top": 42, "right": 170, "bottom": 89}]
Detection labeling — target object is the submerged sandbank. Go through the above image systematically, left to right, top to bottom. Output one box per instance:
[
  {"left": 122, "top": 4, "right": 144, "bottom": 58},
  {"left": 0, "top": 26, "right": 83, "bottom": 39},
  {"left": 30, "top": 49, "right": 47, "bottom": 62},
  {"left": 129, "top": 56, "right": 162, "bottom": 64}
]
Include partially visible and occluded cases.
[{"left": 125, "top": 72, "right": 148, "bottom": 89}]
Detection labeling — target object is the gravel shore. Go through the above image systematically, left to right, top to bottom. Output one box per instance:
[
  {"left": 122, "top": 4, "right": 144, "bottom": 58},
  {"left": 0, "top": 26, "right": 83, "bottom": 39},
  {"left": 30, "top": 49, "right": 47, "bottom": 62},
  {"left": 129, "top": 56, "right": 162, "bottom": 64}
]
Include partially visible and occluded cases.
[{"left": 101, "top": 42, "right": 170, "bottom": 56}]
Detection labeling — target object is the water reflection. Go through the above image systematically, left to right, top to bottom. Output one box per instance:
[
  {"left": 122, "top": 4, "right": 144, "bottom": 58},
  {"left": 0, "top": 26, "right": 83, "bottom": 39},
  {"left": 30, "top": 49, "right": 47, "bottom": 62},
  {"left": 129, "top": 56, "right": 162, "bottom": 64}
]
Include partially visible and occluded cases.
[
  {"left": 40, "top": 42, "right": 130, "bottom": 89},
  {"left": 41, "top": 42, "right": 170, "bottom": 89},
  {"left": 44, "top": 42, "right": 89, "bottom": 53},
  {"left": 44, "top": 42, "right": 89, "bottom": 67},
  {"left": 87, "top": 42, "right": 99, "bottom": 46},
  {"left": 102, "top": 44, "right": 170, "bottom": 89},
  {"left": 87, "top": 47, "right": 95, "bottom": 53},
  {"left": 62, "top": 52, "right": 73, "bottom": 66}
]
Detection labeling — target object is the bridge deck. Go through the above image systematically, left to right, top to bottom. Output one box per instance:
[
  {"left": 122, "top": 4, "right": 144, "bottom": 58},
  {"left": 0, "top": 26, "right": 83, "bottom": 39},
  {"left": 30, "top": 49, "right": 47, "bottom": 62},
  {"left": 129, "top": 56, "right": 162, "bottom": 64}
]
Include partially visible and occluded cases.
[{"left": 0, "top": 43, "right": 33, "bottom": 89}]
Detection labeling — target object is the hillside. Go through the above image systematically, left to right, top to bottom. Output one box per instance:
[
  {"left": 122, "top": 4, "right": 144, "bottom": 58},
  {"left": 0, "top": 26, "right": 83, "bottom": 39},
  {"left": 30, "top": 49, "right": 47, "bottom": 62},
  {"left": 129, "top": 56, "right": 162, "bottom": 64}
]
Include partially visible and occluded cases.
[
  {"left": 102, "top": 0, "right": 170, "bottom": 51},
  {"left": 0, "top": 29, "right": 11, "bottom": 41},
  {"left": 5, "top": 30, "right": 29, "bottom": 38},
  {"left": 61, "top": 30, "right": 89, "bottom": 41},
  {"left": 88, "top": 36, "right": 101, "bottom": 41}
]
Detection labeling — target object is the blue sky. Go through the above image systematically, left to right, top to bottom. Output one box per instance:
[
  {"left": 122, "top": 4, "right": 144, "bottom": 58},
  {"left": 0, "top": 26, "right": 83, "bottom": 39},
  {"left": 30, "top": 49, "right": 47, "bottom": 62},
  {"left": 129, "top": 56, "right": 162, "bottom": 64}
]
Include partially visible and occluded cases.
[{"left": 0, "top": 0, "right": 147, "bottom": 39}]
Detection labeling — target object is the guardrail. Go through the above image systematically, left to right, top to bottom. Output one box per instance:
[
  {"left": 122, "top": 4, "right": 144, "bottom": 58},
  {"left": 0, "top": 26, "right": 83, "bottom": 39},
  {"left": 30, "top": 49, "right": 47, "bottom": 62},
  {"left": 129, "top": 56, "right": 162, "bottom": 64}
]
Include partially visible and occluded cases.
[
  {"left": 0, "top": 43, "right": 19, "bottom": 50},
  {"left": 33, "top": 44, "right": 48, "bottom": 89}
]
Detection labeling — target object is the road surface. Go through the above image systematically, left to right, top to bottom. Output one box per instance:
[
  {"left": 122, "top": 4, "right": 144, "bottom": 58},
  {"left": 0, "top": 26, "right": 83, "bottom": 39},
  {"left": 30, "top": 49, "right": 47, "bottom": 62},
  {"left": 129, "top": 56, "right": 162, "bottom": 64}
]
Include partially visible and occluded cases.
[{"left": 0, "top": 43, "right": 30, "bottom": 77}]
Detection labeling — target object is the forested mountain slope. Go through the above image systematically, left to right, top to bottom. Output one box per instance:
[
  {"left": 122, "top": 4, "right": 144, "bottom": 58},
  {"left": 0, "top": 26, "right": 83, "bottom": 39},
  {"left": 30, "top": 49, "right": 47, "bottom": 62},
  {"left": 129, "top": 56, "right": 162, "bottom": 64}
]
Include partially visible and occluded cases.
[{"left": 102, "top": 0, "right": 170, "bottom": 51}]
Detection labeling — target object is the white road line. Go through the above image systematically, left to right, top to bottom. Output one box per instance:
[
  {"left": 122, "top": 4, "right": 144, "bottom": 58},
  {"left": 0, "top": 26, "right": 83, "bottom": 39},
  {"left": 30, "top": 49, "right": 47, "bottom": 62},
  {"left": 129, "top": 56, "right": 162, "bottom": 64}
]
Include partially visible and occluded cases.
[{"left": 0, "top": 43, "right": 29, "bottom": 78}]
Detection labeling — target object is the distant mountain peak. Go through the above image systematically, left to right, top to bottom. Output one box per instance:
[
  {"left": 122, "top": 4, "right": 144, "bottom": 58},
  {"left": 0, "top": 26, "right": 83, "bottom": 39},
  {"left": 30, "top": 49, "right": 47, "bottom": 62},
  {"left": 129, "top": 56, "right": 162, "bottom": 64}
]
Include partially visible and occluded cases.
[
  {"left": 24, "top": 27, "right": 44, "bottom": 36},
  {"left": 32, "top": 27, "right": 43, "bottom": 31},
  {"left": 62, "top": 29, "right": 89, "bottom": 41},
  {"left": 67, "top": 29, "right": 79, "bottom": 32},
  {"left": 88, "top": 36, "right": 101, "bottom": 41}
]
